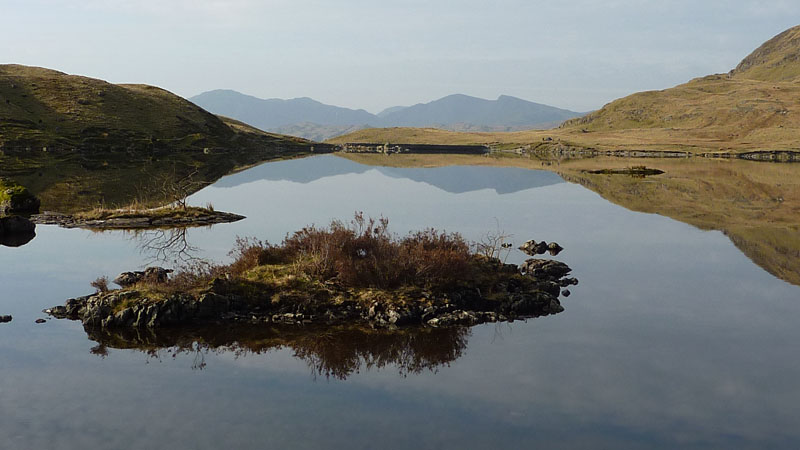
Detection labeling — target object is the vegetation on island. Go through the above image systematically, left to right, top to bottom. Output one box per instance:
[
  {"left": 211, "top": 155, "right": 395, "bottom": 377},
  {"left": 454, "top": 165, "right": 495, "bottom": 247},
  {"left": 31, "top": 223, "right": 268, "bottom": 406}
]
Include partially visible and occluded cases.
[{"left": 48, "top": 214, "right": 576, "bottom": 329}]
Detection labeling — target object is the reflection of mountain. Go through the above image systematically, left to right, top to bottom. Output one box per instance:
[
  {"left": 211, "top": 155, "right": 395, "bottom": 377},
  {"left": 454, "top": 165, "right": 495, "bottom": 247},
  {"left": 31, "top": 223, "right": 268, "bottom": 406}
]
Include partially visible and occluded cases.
[
  {"left": 215, "top": 155, "right": 564, "bottom": 194},
  {"left": 553, "top": 158, "right": 800, "bottom": 286},
  {"left": 86, "top": 324, "right": 470, "bottom": 378}
]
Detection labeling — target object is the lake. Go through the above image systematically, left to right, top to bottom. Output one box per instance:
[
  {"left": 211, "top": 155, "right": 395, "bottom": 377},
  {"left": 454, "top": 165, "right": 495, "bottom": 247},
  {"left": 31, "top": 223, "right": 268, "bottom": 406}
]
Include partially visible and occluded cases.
[{"left": 2, "top": 154, "right": 799, "bottom": 449}]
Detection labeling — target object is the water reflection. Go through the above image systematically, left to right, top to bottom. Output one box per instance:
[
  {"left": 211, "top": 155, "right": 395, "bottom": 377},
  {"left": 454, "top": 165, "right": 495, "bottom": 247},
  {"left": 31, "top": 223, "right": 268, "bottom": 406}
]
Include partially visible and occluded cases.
[
  {"left": 215, "top": 154, "right": 565, "bottom": 194},
  {"left": 345, "top": 154, "right": 800, "bottom": 287},
  {"left": 553, "top": 158, "right": 800, "bottom": 286},
  {"left": 125, "top": 227, "right": 199, "bottom": 264},
  {"left": 0, "top": 229, "right": 35, "bottom": 247},
  {"left": 84, "top": 324, "right": 471, "bottom": 378}
]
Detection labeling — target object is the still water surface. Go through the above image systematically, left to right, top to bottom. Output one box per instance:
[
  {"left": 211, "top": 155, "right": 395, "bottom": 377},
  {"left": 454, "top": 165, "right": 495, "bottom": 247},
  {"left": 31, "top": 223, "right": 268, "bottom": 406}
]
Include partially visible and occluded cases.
[{"left": 2, "top": 155, "right": 799, "bottom": 449}]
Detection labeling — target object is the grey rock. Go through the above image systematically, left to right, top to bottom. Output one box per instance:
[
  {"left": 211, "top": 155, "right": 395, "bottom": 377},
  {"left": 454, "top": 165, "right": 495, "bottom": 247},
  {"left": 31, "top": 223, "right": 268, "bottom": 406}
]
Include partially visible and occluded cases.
[{"left": 519, "top": 240, "right": 549, "bottom": 256}]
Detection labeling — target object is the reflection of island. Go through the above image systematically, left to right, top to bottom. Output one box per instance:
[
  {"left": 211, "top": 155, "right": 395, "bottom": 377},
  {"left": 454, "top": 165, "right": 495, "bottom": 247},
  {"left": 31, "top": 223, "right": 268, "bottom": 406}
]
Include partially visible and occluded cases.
[
  {"left": 215, "top": 154, "right": 564, "bottom": 195},
  {"left": 553, "top": 158, "right": 800, "bottom": 286},
  {"left": 0, "top": 216, "right": 36, "bottom": 247},
  {"left": 126, "top": 227, "right": 198, "bottom": 264},
  {"left": 0, "top": 229, "right": 35, "bottom": 247},
  {"left": 85, "top": 323, "right": 471, "bottom": 378}
]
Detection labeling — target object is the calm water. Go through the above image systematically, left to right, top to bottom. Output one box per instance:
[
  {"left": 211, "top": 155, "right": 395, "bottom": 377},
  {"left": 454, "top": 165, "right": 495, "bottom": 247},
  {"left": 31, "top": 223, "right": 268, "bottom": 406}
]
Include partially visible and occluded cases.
[{"left": 2, "top": 155, "right": 799, "bottom": 449}]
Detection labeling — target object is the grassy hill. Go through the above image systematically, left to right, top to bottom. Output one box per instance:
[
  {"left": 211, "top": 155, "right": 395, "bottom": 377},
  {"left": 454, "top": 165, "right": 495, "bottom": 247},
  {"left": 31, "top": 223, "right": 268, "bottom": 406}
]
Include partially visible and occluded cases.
[
  {"left": 330, "top": 25, "right": 800, "bottom": 154},
  {"left": 0, "top": 65, "right": 319, "bottom": 211},
  {"left": 0, "top": 65, "right": 312, "bottom": 152}
]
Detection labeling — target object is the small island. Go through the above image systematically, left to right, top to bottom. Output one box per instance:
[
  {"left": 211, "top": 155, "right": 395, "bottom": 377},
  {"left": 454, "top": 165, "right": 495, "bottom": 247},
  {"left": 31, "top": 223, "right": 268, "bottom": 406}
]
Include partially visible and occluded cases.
[
  {"left": 32, "top": 206, "right": 245, "bottom": 229},
  {"left": 47, "top": 214, "right": 578, "bottom": 329}
]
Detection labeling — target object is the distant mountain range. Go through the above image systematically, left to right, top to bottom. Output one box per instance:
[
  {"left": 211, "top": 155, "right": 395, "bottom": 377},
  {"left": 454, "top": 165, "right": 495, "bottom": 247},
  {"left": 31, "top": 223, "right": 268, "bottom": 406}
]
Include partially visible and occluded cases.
[{"left": 189, "top": 90, "right": 583, "bottom": 141}]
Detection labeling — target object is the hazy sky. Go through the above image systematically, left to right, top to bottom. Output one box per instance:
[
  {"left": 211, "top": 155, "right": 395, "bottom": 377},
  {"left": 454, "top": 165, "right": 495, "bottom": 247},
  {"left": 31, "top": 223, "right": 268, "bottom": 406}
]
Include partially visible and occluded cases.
[{"left": 2, "top": 0, "right": 798, "bottom": 113}]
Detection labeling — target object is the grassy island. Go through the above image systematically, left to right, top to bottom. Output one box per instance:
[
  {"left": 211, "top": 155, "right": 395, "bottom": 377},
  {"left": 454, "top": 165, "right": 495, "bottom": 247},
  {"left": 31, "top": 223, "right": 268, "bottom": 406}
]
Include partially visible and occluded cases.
[
  {"left": 32, "top": 205, "right": 244, "bottom": 229},
  {"left": 48, "top": 214, "right": 577, "bottom": 329}
]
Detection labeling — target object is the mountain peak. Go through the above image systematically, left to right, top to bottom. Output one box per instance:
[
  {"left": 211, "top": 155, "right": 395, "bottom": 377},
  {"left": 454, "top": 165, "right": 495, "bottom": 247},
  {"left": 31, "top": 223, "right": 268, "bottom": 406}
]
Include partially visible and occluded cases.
[{"left": 731, "top": 25, "right": 800, "bottom": 82}]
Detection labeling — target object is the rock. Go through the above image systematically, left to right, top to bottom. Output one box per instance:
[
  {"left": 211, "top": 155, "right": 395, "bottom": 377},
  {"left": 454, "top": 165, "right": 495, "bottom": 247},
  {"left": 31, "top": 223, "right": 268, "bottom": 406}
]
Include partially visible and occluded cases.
[
  {"left": 0, "top": 179, "right": 40, "bottom": 215},
  {"left": 0, "top": 215, "right": 36, "bottom": 234},
  {"left": 519, "top": 240, "right": 550, "bottom": 256},
  {"left": 547, "top": 242, "right": 564, "bottom": 255},
  {"left": 520, "top": 259, "right": 572, "bottom": 280},
  {"left": 114, "top": 267, "right": 172, "bottom": 287},
  {"left": 144, "top": 267, "right": 173, "bottom": 283},
  {"left": 114, "top": 272, "right": 140, "bottom": 287},
  {"left": 560, "top": 277, "right": 579, "bottom": 287},
  {"left": 561, "top": 289, "right": 571, "bottom": 297},
  {"left": 0, "top": 315, "right": 12, "bottom": 323},
  {"left": 35, "top": 318, "right": 46, "bottom": 324}
]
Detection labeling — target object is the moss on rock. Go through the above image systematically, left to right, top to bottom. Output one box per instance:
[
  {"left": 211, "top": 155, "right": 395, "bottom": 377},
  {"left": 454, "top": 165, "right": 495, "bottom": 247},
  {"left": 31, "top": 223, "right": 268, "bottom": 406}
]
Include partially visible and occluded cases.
[{"left": 0, "top": 177, "right": 40, "bottom": 215}]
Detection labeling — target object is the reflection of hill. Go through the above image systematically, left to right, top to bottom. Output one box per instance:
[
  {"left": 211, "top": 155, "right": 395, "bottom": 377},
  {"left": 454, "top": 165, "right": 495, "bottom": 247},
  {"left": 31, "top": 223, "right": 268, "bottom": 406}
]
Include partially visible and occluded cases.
[
  {"left": 0, "top": 146, "right": 313, "bottom": 213},
  {"left": 336, "top": 153, "right": 800, "bottom": 287},
  {"left": 215, "top": 154, "right": 564, "bottom": 194},
  {"left": 554, "top": 158, "right": 800, "bottom": 286},
  {"left": 85, "top": 324, "right": 470, "bottom": 378}
]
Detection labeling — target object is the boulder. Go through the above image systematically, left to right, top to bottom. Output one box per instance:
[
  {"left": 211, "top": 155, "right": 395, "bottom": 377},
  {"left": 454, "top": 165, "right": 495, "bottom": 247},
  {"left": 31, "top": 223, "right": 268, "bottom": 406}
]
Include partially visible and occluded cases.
[
  {"left": 0, "top": 179, "right": 40, "bottom": 215},
  {"left": 519, "top": 240, "right": 549, "bottom": 256},
  {"left": 547, "top": 242, "right": 564, "bottom": 255},
  {"left": 520, "top": 259, "right": 572, "bottom": 280},
  {"left": 113, "top": 267, "right": 173, "bottom": 287},
  {"left": 113, "top": 272, "right": 141, "bottom": 288},
  {"left": 0, "top": 315, "right": 12, "bottom": 323}
]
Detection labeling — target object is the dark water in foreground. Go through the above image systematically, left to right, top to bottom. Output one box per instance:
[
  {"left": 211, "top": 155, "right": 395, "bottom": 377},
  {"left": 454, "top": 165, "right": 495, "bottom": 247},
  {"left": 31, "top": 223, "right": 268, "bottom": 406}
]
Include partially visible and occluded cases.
[{"left": 2, "top": 155, "right": 799, "bottom": 449}]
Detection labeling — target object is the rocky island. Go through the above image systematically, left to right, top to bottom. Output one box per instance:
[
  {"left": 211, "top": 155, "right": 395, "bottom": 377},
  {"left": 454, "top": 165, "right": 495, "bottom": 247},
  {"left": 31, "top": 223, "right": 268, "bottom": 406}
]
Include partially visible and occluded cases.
[
  {"left": 32, "top": 207, "right": 245, "bottom": 229},
  {"left": 47, "top": 214, "right": 578, "bottom": 329}
]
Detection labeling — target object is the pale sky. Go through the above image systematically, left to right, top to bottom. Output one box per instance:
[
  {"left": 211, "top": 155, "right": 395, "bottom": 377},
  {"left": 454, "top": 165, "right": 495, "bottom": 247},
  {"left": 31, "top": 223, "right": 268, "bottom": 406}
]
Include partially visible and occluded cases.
[{"left": 2, "top": 0, "right": 798, "bottom": 113}]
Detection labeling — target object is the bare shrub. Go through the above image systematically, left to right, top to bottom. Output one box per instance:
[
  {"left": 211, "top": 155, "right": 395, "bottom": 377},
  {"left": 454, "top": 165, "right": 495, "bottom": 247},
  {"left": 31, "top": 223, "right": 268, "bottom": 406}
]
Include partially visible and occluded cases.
[
  {"left": 282, "top": 213, "right": 472, "bottom": 289},
  {"left": 475, "top": 220, "right": 513, "bottom": 263},
  {"left": 227, "top": 237, "right": 289, "bottom": 277},
  {"left": 140, "top": 261, "right": 225, "bottom": 296},
  {"left": 90, "top": 276, "right": 110, "bottom": 293}
]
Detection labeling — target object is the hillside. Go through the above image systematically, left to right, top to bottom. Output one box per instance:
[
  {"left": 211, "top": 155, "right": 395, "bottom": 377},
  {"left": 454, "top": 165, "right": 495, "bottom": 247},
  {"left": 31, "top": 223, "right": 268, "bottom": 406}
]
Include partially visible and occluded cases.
[
  {"left": 332, "top": 25, "right": 800, "bottom": 154},
  {"left": 730, "top": 25, "right": 800, "bottom": 82},
  {"left": 0, "top": 65, "right": 318, "bottom": 211},
  {"left": 0, "top": 65, "right": 311, "bottom": 152},
  {"left": 190, "top": 90, "right": 582, "bottom": 140}
]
